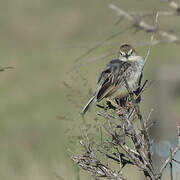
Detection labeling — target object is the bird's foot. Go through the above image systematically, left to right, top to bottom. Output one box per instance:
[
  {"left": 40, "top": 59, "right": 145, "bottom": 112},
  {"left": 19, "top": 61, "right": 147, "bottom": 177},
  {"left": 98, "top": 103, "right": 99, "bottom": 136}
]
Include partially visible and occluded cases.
[
  {"left": 106, "top": 101, "right": 116, "bottom": 110},
  {"left": 126, "top": 101, "right": 134, "bottom": 108},
  {"left": 115, "top": 106, "right": 124, "bottom": 115}
]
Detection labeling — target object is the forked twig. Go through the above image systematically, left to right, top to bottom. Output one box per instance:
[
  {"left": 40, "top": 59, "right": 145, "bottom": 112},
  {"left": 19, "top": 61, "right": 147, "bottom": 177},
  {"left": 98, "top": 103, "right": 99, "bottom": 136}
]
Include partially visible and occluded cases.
[
  {"left": 158, "top": 126, "right": 180, "bottom": 178},
  {"left": 158, "top": 145, "right": 179, "bottom": 177}
]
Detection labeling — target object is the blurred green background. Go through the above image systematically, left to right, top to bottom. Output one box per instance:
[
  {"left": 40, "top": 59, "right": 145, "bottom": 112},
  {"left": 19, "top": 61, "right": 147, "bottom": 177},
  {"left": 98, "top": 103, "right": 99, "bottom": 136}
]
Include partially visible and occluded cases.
[{"left": 0, "top": 0, "right": 179, "bottom": 179}]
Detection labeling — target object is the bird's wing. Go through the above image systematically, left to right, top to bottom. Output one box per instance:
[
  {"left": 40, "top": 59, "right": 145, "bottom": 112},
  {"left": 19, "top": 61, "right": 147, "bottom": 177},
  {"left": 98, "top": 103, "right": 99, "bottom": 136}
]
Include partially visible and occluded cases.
[{"left": 95, "top": 59, "right": 132, "bottom": 101}]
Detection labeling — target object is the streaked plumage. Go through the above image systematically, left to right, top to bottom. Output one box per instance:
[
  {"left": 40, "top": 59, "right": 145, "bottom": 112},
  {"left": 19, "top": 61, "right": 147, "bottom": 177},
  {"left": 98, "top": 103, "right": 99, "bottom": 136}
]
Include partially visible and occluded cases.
[{"left": 81, "top": 44, "right": 144, "bottom": 116}]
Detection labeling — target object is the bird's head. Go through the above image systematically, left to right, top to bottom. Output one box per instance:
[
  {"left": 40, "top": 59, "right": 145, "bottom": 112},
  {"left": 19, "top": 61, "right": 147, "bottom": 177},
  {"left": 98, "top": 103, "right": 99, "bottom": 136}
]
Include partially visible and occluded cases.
[{"left": 118, "top": 44, "right": 137, "bottom": 61}]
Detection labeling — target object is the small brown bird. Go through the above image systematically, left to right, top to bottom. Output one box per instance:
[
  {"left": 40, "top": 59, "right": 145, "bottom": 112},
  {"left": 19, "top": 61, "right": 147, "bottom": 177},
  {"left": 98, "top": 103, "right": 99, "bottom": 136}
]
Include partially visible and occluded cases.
[{"left": 81, "top": 44, "right": 144, "bottom": 116}]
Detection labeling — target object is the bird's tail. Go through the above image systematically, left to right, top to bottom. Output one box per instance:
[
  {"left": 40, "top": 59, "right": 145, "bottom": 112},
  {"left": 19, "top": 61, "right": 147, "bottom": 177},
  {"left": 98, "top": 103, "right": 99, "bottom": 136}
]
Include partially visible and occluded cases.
[{"left": 80, "top": 96, "right": 96, "bottom": 116}]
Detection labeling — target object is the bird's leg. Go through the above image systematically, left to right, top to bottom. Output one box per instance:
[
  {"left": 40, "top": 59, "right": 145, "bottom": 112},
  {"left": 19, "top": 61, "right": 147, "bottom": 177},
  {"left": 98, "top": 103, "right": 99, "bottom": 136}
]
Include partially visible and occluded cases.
[
  {"left": 133, "top": 87, "right": 142, "bottom": 104},
  {"left": 127, "top": 92, "right": 139, "bottom": 109},
  {"left": 106, "top": 97, "right": 123, "bottom": 114},
  {"left": 106, "top": 97, "right": 119, "bottom": 108},
  {"left": 106, "top": 101, "right": 116, "bottom": 110},
  {"left": 126, "top": 101, "right": 134, "bottom": 110}
]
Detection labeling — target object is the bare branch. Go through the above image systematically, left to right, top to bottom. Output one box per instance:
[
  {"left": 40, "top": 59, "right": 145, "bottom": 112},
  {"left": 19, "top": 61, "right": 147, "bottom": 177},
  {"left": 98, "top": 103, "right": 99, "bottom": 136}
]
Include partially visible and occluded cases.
[
  {"left": 109, "top": 4, "right": 180, "bottom": 45},
  {"left": 124, "top": 11, "right": 179, "bottom": 17},
  {"left": 144, "top": 12, "right": 159, "bottom": 65},
  {"left": 0, "top": 66, "right": 14, "bottom": 72},
  {"left": 123, "top": 77, "right": 152, "bottom": 165},
  {"left": 145, "top": 108, "right": 154, "bottom": 127},
  {"left": 177, "top": 125, "right": 180, "bottom": 145},
  {"left": 158, "top": 127, "right": 180, "bottom": 177},
  {"left": 158, "top": 145, "right": 179, "bottom": 177},
  {"left": 170, "top": 148, "right": 173, "bottom": 180},
  {"left": 172, "top": 158, "right": 180, "bottom": 164}
]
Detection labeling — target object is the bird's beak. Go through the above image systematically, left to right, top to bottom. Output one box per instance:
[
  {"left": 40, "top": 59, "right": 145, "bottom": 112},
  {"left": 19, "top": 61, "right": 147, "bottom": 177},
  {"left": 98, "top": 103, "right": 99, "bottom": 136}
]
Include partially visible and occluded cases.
[{"left": 125, "top": 54, "right": 129, "bottom": 59}]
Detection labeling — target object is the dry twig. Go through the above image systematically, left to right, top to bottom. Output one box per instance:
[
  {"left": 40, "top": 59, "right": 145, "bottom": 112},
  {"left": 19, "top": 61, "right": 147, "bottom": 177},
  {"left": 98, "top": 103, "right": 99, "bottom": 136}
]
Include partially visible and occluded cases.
[{"left": 109, "top": 4, "right": 180, "bottom": 45}]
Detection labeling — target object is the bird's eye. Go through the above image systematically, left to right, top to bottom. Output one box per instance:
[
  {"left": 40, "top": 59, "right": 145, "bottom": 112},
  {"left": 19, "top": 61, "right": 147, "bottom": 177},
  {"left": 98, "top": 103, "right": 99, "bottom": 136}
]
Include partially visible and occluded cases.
[{"left": 119, "top": 51, "right": 125, "bottom": 56}]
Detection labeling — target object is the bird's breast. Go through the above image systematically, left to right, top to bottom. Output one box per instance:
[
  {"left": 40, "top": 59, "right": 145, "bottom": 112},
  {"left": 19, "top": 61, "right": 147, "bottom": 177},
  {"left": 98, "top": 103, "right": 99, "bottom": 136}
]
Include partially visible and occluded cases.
[{"left": 111, "top": 69, "right": 142, "bottom": 99}]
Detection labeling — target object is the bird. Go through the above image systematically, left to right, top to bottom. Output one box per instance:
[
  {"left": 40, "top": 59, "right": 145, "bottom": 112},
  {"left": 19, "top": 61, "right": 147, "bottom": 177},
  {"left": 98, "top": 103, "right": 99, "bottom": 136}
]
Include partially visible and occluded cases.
[{"left": 80, "top": 44, "right": 144, "bottom": 116}]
